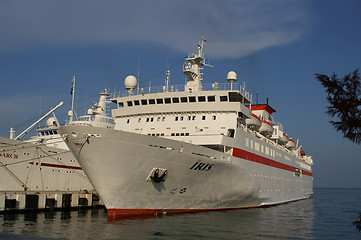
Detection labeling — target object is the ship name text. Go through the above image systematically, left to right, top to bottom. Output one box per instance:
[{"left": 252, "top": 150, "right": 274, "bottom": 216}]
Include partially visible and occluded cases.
[
  {"left": 0, "top": 152, "right": 19, "bottom": 159},
  {"left": 190, "top": 161, "right": 214, "bottom": 171}
]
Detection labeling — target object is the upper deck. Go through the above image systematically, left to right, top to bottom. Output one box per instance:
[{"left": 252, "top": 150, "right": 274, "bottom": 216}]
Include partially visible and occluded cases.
[{"left": 110, "top": 82, "right": 253, "bottom": 118}]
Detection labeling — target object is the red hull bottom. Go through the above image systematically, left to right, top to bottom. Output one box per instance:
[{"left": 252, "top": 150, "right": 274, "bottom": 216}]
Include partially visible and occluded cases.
[
  {"left": 107, "top": 196, "right": 309, "bottom": 220},
  {"left": 107, "top": 207, "right": 257, "bottom": 220}
]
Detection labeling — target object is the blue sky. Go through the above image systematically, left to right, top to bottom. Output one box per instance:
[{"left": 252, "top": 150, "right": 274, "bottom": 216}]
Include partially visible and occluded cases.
[{"left": 1, "top": 0, "right": 361, "bottom": 188}]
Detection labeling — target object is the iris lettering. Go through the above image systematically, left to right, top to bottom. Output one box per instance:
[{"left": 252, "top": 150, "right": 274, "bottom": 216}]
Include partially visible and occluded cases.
[
  {"left": 189, "top": 161, "right": 214, "bottom": 171},
  {"left": 189, "top": 162, "right": 199, "bottom": 170},
  {"left": 194, "top": 162, "right": 205, "bottom": 170},
  {"left": 201, "top": 163, "right": 210, "bottom": 170},
  {"left": 205, "top": 164, "right": 214, "bottom": 171}
]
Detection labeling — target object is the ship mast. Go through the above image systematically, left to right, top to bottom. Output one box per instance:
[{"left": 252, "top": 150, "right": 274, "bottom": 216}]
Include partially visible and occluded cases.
[
  {"left": 183, "top": 37, "right": 212, "bottom": 92},
  {"left": 69, "top": 76, "right": 76, "bottom": 122}
]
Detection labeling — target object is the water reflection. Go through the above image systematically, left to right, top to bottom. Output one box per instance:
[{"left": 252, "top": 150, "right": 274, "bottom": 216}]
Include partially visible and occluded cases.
[
  {"left": 0, "top": 199, "right": 315, "bottom": 240},
  {"left": 354, "top": 213, "right": 361, "bottom": 232}
]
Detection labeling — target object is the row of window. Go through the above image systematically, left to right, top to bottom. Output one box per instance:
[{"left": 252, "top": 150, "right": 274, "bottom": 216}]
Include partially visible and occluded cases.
[
  {"left": 120, "top": 95, "right": 229, "bottom": 107},
  {"left": 127, "top": 115, "right": 217, "bottom": 124},
  {"left": 39, "top": 130, "right": 58, "bottom": 136},
  {"left": 147, "top": 132, "right": 191, "bottom": 137},
  {"left": 246, "top": 137, "right": 293, "bottom": 162},
  {"left": 246, "top": 138, "right": 276, "bottom": 157}
]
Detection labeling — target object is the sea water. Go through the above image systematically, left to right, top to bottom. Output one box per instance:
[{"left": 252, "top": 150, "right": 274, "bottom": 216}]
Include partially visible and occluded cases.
[{"left": 0, "top": 188, "right": 360, "bottom": 240}]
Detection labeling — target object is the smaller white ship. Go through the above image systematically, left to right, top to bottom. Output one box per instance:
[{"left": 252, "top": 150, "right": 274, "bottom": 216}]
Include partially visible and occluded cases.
[{"left": 0, "top": 81, "right": 113, "bottom": 212}]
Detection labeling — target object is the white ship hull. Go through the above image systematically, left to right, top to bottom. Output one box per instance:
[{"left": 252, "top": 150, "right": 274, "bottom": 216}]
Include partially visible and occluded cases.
[
  {"left": 60, "top": 125, "right": 313, "bottom": 218},
  {"left": 0, "top": 136, "right": 93, "bottom": 193}
]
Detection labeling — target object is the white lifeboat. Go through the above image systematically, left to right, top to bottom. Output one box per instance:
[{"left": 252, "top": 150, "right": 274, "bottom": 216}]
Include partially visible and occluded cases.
[
  {"left": 246, "top": 114, "right": 261, "bottom": 129},
  {"left": 259, "top": 120, "right": 273, "bottom": 136},
  {"left": 279, "top": 133, "right": 289, "bottom": 145},
  {"left": 286, "top": 138, "right": 296, "bottom": 149}
]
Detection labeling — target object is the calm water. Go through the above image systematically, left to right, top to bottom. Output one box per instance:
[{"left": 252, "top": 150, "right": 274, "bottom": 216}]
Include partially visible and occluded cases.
[{"left": 0, "top": 188, "right": 360, "bottom": 239}]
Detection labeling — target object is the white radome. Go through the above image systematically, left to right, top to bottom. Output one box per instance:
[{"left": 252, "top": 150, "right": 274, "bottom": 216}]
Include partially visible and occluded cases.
[
  {"left": 227, "top": 71, "right": 237, "bottom": 82},
  {"left": 124, "top": 75, "right": 138, "bottom": 91},
  {"left": 46, "top": 117, "right": 58, "bottom": 127}
]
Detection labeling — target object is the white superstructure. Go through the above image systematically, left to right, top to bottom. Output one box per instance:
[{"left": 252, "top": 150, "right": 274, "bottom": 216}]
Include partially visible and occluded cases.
[{"left": 60, "top": 38, "right": 313, "bottom": 219}]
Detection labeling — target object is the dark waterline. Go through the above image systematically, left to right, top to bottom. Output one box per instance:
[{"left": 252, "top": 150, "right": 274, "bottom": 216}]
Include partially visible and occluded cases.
[{"left": 0, "top": 188, "right": 360, "bottom": 239}]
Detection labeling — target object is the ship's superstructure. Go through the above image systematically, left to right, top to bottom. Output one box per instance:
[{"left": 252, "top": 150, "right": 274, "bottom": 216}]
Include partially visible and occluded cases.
[{"left": 60, "top": 38, "right": 313, "bottom": 219}]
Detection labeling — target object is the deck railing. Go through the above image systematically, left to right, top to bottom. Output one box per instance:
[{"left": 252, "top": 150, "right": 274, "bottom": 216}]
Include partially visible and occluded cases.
[{"left": 111, "top": 82, "right": 252, "bottom": 102}]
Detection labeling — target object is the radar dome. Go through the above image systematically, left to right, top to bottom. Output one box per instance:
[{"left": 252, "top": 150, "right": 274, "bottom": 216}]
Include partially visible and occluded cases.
[
  {"left": 227, "top": 71, "right": 237, "bottom": 82},
  {"left": 124, "top": 75, "right": 138, "bottom": 92},
  {"left": 46, "top": 117, "right": 58, "bottom": 127}
]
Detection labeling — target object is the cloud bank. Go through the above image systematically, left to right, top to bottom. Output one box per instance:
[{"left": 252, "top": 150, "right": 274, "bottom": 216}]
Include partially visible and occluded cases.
[{"left": 0, "top": 0, "right": 310, "bottom": 59}]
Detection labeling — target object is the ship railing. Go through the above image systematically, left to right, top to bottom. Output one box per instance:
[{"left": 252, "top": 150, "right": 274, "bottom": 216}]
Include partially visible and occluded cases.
[
  {"left": 111, "top": 82, "right": 252, "bottom": 101},
  {"left": 69, "top": 115, "right": 115, "bottom": 126}
]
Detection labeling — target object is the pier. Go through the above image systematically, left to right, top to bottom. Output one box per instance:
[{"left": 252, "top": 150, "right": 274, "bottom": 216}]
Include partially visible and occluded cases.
[{"left": 0, "top": 190, "right": 103, "bottom": 212}]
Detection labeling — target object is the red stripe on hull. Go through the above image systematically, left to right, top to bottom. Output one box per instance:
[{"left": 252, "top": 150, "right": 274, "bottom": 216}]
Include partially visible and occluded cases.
[
  {"left": 232, "top": 148, "right": 313, "bottom": 176},
  {"left": 29, "top": 162, "right": 82, "bottom": 170}
]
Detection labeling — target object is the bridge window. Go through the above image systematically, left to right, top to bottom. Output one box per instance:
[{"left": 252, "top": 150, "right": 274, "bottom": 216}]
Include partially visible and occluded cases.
[
  {"left": 189, "top": 96, "right": 196, "bottom": 102},
  {"left": 198, "top": 96, "right": 206, "bottom": 102},
  {"left": 207, "top": 96, "right": 215, "bottom": 102},
  {"left": 220, "top": 96, "right": 228, "bottom": 102},
  {"left": 172, "top": 97, "right": 179, "bottom": 103},
  {"left": 181, "top": 97, "right": 188, "bottom": 103},
  {"left": 157, "top": 98, "right": 163, "bottom": 104},
  {"left": 165, "top": 98, "right": 171, "bottom": 104},
  {"left": 141, "top": 99, "right": 147, "bottom": 105},
  {"left": 149, "top": 99, "right": 155, "bottom": 104},
  {"left": 134, "top": 100, "right": 140, "bottom": 106},
  {"left": 127, "top": 101, "right": 133, "bottom": 107},
  {"left": 227, "top": 129, "right": 235, "bottom": 138}
]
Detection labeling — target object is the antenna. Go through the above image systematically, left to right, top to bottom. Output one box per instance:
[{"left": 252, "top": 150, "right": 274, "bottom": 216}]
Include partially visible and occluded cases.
[
  {"left": 137, "top": 56, "right": 140, "bottom": 95},
  {"left": 166, "top": 68, "right": 170, "bottom": 92},
  {"left": 68, "top": 76, "right": 76, "bottom": 122}
]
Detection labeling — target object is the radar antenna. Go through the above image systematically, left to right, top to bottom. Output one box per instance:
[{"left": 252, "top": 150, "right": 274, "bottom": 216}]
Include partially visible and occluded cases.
[{"left": 183, "top": 37, "right": 213, "bottom": 92}]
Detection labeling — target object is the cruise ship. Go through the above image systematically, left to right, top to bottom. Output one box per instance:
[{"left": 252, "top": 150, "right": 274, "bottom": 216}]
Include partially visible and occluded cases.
[{"left": 59, "top": 38, "right": 314, "bottom": 219}]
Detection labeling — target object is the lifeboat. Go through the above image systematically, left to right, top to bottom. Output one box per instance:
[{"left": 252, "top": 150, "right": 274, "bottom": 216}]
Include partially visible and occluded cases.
[
  {"left": 246, "top": 114, "right": 261, "bottom": 129},
  {"left": 259, "top": 120, "right": 273, "bottom": 136},
  {"left": 279, "top": 133, "right": 289, "bottom": 145},
  {"left": 286, "top": 138, "right": 296, "bottom": 149}
]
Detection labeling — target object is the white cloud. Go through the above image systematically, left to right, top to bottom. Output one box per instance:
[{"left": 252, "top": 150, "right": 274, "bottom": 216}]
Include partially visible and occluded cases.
[{"left": 0, "top": 0, "right": 310, "bottom": 59}]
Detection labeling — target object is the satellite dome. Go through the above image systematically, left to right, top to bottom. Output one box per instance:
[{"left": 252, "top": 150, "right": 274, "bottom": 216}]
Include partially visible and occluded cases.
[
  {"left": 227, "top": 71, "right": 237, "bottom": 82},
  {"left": 124, "top": 75, "right": 138, "bottom": 91},
  {"left": 46, "top": 117, "right": 58, "bottom": 127}
]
